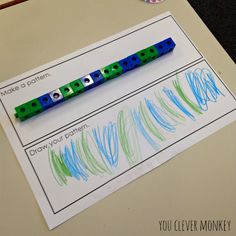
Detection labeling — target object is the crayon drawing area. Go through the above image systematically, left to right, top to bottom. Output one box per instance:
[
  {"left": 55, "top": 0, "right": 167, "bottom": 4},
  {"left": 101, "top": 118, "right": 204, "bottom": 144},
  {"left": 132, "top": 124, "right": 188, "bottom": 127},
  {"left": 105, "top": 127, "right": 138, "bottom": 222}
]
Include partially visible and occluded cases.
[
  {"left": 28, "top": 61, "right": 235, "bottom": 212},
  {"left": 49, "top": 67, "right": 224, "bottom": 186}
]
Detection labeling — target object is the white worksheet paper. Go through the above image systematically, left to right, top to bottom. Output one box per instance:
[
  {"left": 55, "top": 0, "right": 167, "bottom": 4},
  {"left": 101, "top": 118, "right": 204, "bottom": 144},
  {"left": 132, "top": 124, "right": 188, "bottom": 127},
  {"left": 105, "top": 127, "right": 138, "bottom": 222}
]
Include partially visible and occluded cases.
[{"left": 0, "top": 12, "right": 236, "bottom": 229}]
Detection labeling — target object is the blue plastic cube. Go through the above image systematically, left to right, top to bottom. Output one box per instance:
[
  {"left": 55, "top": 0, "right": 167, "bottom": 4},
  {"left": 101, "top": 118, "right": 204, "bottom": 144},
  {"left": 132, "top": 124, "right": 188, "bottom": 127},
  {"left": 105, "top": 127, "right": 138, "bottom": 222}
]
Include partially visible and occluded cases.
[
  {"left": 154, "top": 37, "right": 176, "bottom": 57},
  {"left": 125, "top": 54, "right": 141, "bottom": 71},
  {"left": 118, "top": 58, "right": 133, "bottom": 73},
  {"left": 90, "top": 70, "right": 105, "bottom": 87},
  {"left": 38, "top": 94, "right": 54, "bottom": 110}
]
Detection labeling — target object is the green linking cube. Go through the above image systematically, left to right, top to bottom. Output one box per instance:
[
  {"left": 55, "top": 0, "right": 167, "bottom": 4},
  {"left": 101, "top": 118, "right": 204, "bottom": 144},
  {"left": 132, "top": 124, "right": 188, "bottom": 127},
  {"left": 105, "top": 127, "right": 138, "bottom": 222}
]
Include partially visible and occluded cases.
[
  {"left": 136, "top": 46, "right": 158, "bottom": 65},
  {"left": 100, "top": 62, "right": 123, "bottom": 80},
  {"left": 110, "top": 62, "right": 123, "bottom": 78},
  {"left": 69, "top": 79, "right": 85, "bottom": 95},
  {"left": 59, "top": 84, "right": 75, "bottom": 100},
  {"left": 15, "top": 99, "right": 43, "bottom": 121}
]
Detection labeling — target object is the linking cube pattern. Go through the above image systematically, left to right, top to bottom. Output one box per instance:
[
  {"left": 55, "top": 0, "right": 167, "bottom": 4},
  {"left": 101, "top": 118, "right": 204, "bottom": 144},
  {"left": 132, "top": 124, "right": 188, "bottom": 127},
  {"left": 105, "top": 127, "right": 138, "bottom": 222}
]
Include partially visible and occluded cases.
[{"left": 15, "top": 37, "right": 176, "bottom": 121}]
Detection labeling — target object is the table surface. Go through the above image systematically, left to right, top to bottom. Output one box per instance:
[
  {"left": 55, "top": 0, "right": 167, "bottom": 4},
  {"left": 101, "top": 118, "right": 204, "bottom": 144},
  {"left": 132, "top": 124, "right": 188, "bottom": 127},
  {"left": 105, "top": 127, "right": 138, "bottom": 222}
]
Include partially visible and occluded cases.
[
  {"left": 0, "top": 0, "right": 235, "bottom": 235},
  {"left": 188, "top": 0, "right": 236, "bottom": 63}
]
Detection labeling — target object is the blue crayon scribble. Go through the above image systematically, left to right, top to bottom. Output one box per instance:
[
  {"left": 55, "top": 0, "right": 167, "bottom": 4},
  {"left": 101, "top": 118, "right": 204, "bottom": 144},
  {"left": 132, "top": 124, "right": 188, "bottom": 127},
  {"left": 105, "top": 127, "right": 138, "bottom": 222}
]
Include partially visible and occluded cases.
[
  {"left": 185, "top": 68, "right": 224, "bottom": 111},
  {"left": 163, "top": 87, "right": 195, "bottom": 120},
  {"left": 145, "top": 98, "right": 176, "bottom": 132},
  {"left": 132, "top": 108, "right": 160, "bottom": 150},
  {"left": 93, "top": 122, "right": 119, "bottom": 167},
  {"left": 71, "top": 140, "right": 88, "bottom": 171},
  {"left": 63, "top": 141, "right": 88, "bottom": 181}
]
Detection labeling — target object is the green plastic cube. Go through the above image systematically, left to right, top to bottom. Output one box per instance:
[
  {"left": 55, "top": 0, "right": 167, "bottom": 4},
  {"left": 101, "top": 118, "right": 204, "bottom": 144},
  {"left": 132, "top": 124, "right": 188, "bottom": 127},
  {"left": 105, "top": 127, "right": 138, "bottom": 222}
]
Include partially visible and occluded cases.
[
  {"left": 137, "top": 46, "right": 158, "bottom": 65},
  {"left": 100, "top": 62, "right": 123, "bottom": 81},
  {"left": 110, "top": 62, "right": 123, "bottom": 78},
  {"left": 100, "top": 66, "right": 113, "bottom": 80},
  {"left": 70, "top": 79, "right": 84, "bottom": 95},
  {"left": 59, "top": 84, "right": 75, "bottom": 100},
  {"left": 15, "top": 98, "right": 43, "bottom": 121}
]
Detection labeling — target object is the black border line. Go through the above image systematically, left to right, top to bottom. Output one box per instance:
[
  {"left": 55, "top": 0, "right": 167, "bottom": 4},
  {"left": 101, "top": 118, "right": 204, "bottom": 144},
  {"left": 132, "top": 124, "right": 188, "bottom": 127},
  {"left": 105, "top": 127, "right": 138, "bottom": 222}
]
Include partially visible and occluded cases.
[
  {"left": 0, "top": 15, "right": 203, "bottom": 147},
  {"left": 25, "top": 59, "right": 236, "bottom": 214},
  {"left": 26, "top": 153, "right": 55, "bottom": 212}
]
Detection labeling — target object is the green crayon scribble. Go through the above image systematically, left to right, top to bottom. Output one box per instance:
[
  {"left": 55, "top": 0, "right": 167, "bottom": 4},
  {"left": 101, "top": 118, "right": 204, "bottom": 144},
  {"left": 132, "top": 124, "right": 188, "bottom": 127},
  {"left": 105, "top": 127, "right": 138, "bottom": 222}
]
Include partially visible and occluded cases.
[
  {"left": 173, "top": 75, "right": 202, "bottom": 114},
  {"left": 155, "top": 91, "right": 186, "bottom": 122},
  {"left": 138, "top": 101, "right": 165, "bottom": 141},
  {"left": 117, "top": 110, "right": 141, "bottom": 166},
  {"left": 77, "top": 131, "right": 111, "bottom": 175},
  {"left": 48, "top": 148, "right": 71, "bottom": 186}
]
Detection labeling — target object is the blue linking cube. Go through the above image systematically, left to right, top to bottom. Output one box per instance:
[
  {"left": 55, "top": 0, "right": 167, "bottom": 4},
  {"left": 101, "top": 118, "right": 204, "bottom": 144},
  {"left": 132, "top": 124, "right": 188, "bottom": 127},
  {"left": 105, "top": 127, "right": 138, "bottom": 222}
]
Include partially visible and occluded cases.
[
  {"left": 154, "top": 37, "right": 176, "bottom": 57},
  {"left": 119, "top": 54, "right": 141, "bottom": 73},
  {"left": 127, "top": 54, "right": 142, "bottom": 69},
  {"left": 119, "top": 58, "right": 133, "bottom": 73},
  {"left": 90, "top": 70, "right": 105, "bottom": 87},
  {"left": 38, "top": 94, "right": 54, "bottom": 110}
]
